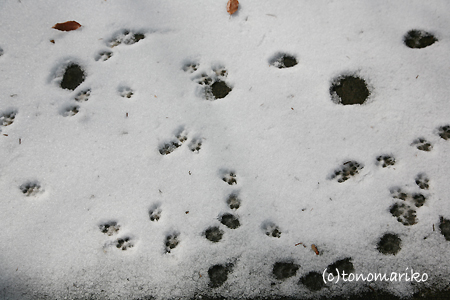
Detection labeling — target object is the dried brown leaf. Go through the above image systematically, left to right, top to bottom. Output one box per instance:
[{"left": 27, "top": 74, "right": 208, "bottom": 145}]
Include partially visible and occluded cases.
[
  {"left": 227, "top": 0, "right": 239, "bottom": 15},
  {"left": 52, "top": 21, "right": 81, "bottom": 32}
]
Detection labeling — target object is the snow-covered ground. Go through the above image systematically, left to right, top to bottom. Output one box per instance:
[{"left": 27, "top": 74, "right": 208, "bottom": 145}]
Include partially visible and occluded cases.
[{"left": 1, "top": 1, "right": 450, "bottom": 299}]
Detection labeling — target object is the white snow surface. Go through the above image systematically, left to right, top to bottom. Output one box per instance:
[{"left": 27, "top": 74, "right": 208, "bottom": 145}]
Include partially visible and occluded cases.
[{"left": 1, "top": 0, "right": 450, "bottom": 299}]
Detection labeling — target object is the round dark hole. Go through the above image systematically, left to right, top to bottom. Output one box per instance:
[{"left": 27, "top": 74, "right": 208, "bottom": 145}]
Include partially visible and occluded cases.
[
  {"left": 404, "top": 30, "right": 437, "bottom": 49},
  {"left": 60, "top": 64, "right": 85, "bottom": 90},
  {"left": 330, "top": 75, "right": 370, "bottom": 105},
  {"left": 211, "top": 80, "right": 231, "bottom": 99},
  {"left": 220, "top": 213, "right": 240, "bottom": 229},
  {"left": 440, "top": 217, "right": 450, "bottom": 241},
  {"left": 205, "top": 226, "right": 224, "bottom": 243},
  {"left": 377, "top": 233, "right": 401, "bottom": 255},
  {"left": 272, "top": 262, "right": 299, "bottom": 280},
  {"left": 208, "top": 264, "right": 230, "bottom": 288},
  {"left": 299, "top": 271, "right": 324, "bottom": 291}
]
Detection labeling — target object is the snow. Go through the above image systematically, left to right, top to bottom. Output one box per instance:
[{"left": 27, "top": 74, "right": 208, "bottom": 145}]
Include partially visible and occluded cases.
[{"left": 1, "top": 0, "right": 450, "bottom": 299}]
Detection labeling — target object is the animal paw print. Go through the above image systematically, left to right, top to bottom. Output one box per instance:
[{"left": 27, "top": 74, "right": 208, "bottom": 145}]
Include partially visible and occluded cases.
[
  {"left": 108, "top": 29, "right": 145, "bottom": 48},
  {"left": 95, "top": 51, "right": 113, "bottom": 62},
  {"left": 269, "top": 53, "right": 298, "bottom": 69},
  {"left": 182, "top": 62, "right": 198, "bottom": 73},
  {"left": 183, "top": 62, "right": 232, "bottom": 100},
  {"left": 118, "top": 86, "right": 134, "bottom": 98},
  {"left": 75, "top": 89, "right": 91, "bottom": 102},
  {"left": 62, "top": 105, "right": 80, "bottom": 117},
  {"left": 1, "top": 110, "right": 17, "bottom": 126},
  {"left": 437, "top": 125, "right": 450, "bottom": 140},
  {"left": 159, "top": 129, "right": 188, "bottom": 155},
  {"left": 188, "top": 138, "right": 202, "bottom": 153},
  {"left": 411, "top": 138, "right": 432, "bottom": 151},
  {"left": 375, "top": 155, "right": 395, "bottom": 168},
  {"left": 329, "top": 161, "right": 363, "bottom": 183},
  {"left": 222, "top": 172, "right": 237, "bottom": 185},
  {"left": 415, "top": 173, "right": 429, "bottom": 190},
  {"left": 20, "top": 181, "right": 42, "bottom": 196},
  {"left": 389, "top": 187, "right": 427, "bottom": 225},
  {"left": 226, "top": 193, "right": 241, "bottom": 210},
  {"left": 389, "top": 202, "right": 417, "bottom": 226},
  {"left": 149, "top": 204, "right": 162, "bottom": 222},
  {"left": 219, "top": 213, "right": 240, "bottom": 229},
  {"left": 99, "top": 221, "right": 120, "bottom": 236},
  {"left": 262, "top": 222, "right": 281, "bottom": 238},
  {"left": 204, "top": 226, "right": 224, "bottom": 243},
  {"left": 165, "top": 233, "right": 179, "bottom": 253},
  {"left": 116, "top": 237, "right": 134, "bottom": 250}
]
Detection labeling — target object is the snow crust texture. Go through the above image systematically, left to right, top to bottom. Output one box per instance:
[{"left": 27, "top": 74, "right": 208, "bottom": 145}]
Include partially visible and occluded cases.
[{"left": 1, "top": 0, "right": 450, "bottom": 299}]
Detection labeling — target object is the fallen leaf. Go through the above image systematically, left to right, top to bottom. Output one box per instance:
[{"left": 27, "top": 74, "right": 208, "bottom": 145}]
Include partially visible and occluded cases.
[
  {"left": 227, "top": 0, "right": 239, "bottom": 15},
  {"left": 52, "top": 21, "right": 81, "bottom": 32},
  {"left": 311, "top": 244, "right": 319, "bottom": 255}
]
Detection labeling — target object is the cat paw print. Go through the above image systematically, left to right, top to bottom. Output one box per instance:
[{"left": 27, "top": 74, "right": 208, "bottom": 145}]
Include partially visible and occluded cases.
[
  {"left": 107, "top": 29, "right": 145, "bottom": 48},
  {"left": 95, "top": 50, "right": 113, "bottom": 62},
  {"left": 269, "top": 53, "right": 298, "bottom": 69},
  {"left": 183, "top": 62, "right": 232, "bottom": 100},
  {"left": 118, "top": 86, "right": 134, "bottom": 98},
  {"left": 75, "top": 89, "right": 91, "bottom": 102},
  {"left": 61, "top": 105, "right": 80, "bottom": 117},
  {"left": 1, "top": 110, "right": 17, "bottom": 126},
  {"left": 437, "top": 125, "right": 450, "bottom": 140},
  {"left": 159, "top": 129, "right": 188, "bottom": 155},
  {"left": 188, "top": 138, "right": 202, "bottom": 153},
  {"left": 411, "top": 138, "right": 432, "bottom": 151},
  {"left": 375, "top": 155, "right": 395, "bottom": 168},
  {"left": 329, "top": 160, "right": 363, "bottom": 183},
  {"left": 222, "top": 171, "right": 237, "bottom": 185},
  {"left": 415, "top": 173, "right": 429, "bottom": 190},
  {"left": 20, "top": 181, "right": 43, "bottom": 196},
  {"left": 389, "top": 187, "right": 427, "bottom": 226},
  {"left": 226, "top": 193, "right": 241, "bottom": 210},
  {"left": 149, "top": 204, "right": 162, "bottom": 222},
  {"left": 99, "top": 221, "right": 120, "bottom": 236},
  {"left": 262, "top": 221, "right": 281, "bottom": 238},
  {"left": 165, "top": 232, "right": 180, "bottom": 253},
  {"left": 115, "top": 236, "right": 134, "bottom": 250}
]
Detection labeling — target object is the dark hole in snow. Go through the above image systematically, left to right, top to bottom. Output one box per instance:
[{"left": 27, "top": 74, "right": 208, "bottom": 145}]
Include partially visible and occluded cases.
[
  {"left": 404, "top": 30, "right": 437, "bottom": 49},
  {"left": 60, "top": 64, "right": 85, "bottom": 90},
  {"left": 330, "top": 75, "right": 370, "bottom": 105},
  {"left": 211, "top": 80, "right": 231, "bottom": 99},
  {"left": 219, "top": 213, "right": 240, "bottom": 229},
  {"left": 439, "top": 217, "right": 450, "bottom": 241},
  {"left": 205, "top": 226, "right": 224, "bottom": 243},
  {"left": 377, "top": 233, "right": 401, "bottom": 255},
  {"left": 326, "top": 257, "right": 354, "bottom": 276},
  {"left": 272, "top": 262, "right": 299, "bottom": 280},
  {"left": 208, "top": 264, "right": 232, "bottom": 288},
  {"left": 299, "top": 271, "right": 325, "bottom": 291}
]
